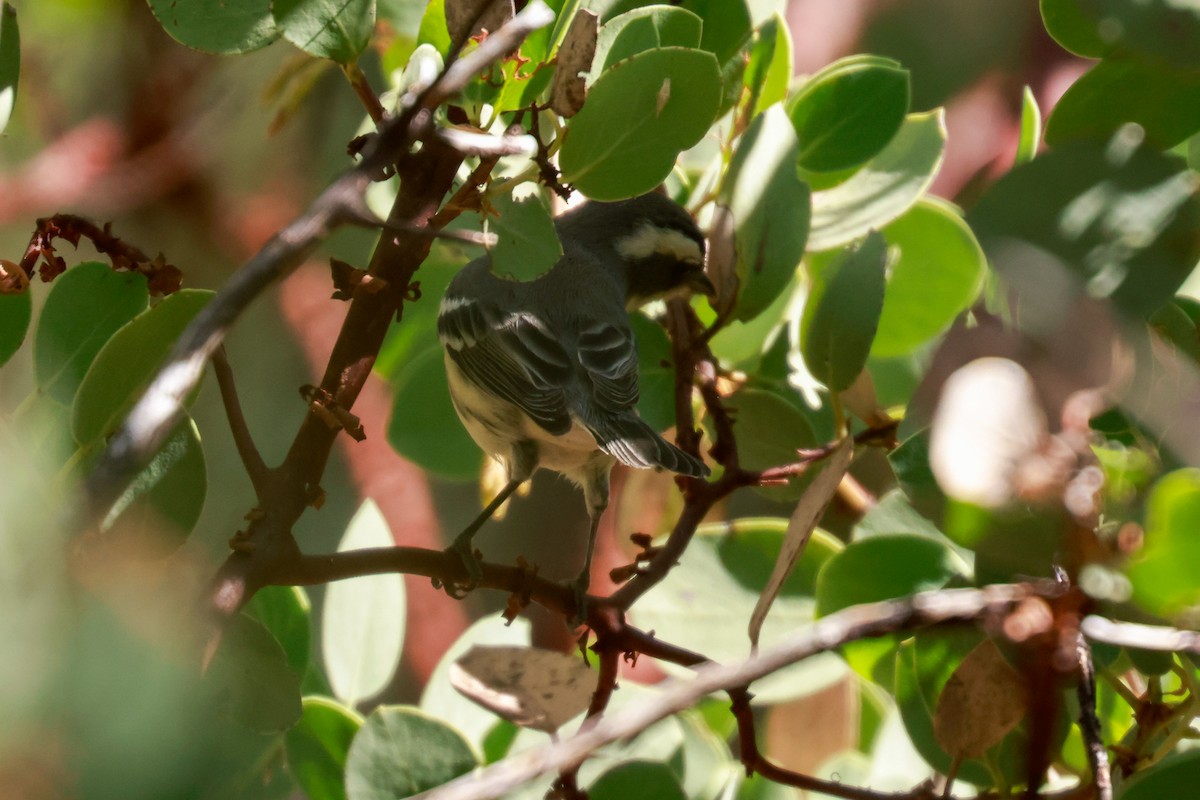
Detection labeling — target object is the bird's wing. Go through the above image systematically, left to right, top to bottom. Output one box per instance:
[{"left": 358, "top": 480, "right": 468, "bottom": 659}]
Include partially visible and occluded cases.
[
  {"left": 438, "top": 293, "right": 574, "bottom": 435},
  {"left": 576, "top": 317, "right": 640, "bottom": 412}
]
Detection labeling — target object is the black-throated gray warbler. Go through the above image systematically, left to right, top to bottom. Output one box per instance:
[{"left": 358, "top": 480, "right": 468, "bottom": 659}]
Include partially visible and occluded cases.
[{"left": 437, "top": 192, "right": 714, "bottom": 600}]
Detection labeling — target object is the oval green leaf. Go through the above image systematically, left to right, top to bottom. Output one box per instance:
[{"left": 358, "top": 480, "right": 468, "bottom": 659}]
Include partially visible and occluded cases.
[
  {"left": 146, "top": 0, "right": 280, "bottom": 54},
  {"left": 273, "top": 0, "right": 375, "bottom": 64},
  {"left": 681, "top": 0, "right": 750, "bottom": 66},
  {"left": 1039, "top": 0, "right": 1108, "bottom": 58},
  {"left": 1041, "top": 0, "right": 1200, "bottom": 69},
  {"left": 0, "top": 2, "right": 18, "bottom": 134},
  {"left": 591, "top": 5, "right": 701, "bottom": 78},
  {"left": 743, "top": 13, "right": 792, "bottom": 117},
  {"left": 560, "top": 47, "right": 720, "bottom": 201},
  {"left": 790, "top": 55, "right": 910, "bottom": 173},
  {"left": 1045, "top": 57, "right": 1200, "bottom": 150},
  {"left": 1016, "top": 85, "right": 1041, "bottom": 166},
  {"left": 720, "top": 103, "right": 811, "bottom": 322},
  {"left": 807, "top": 110, "right": 946, "bottom": 252},
  {"left": 487, "top": 191, "right": 563, "bottom": 282},
  {"left": 871, "top": 198, "right": 986, "bottom": 358},
  {"left": 801, "top": 231, "right": 888, "bottom": 392},
  {"left": 35, "top": 262, "right": 149, "bottom": 406},
  {"left": 0, "top": 287, "right": 30, "bottom": 367},
  {"left": 71, "top": 289, "right": 213, "bottom": 444},
  {"left": 386, "top": 345, "right": 482, "bottom": 480},
  {"left": 723, "top": 387, "right": 819, "bottom": 499},
  {"left": 1127, "top": 469, "right": 1200, "bottom": 616},
  {"left": 322, "top": 499, "right": 406, "bottom": 707},
  {"left": 630, "top": 519, "right": 847, "bottom": 704},
  {"left": 246, "top": 585, "right": 313, "bottom": 679},
  {"left": 205, "top": 614, "right": 303, "bottom": 733},
  {"left": 285, "top": 697, "right": 363, "bottom": 800},
  {"left": 345, "top": 706, "right": 478, "bottom": 799},
  {"left": 1123, "top": 751, "right": 1200, "bottom": 800}
]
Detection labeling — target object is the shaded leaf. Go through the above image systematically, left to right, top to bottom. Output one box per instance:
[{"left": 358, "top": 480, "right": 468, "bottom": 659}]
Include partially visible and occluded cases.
[
  {"left": 146, "top": 0, "right": 280, "bottom": 54},
  {"left": 0, "top": 2, "right": 17, "bottom": 134},
  {"left": 590, "top": 5, "right": 701, "bottom": 78},
  {"left": 720, "top": 104, "right": 811, "bottom": 322},
  {"left": 487, "top": 191, "right": 563, "bottom": 282},
  {"left": 801, "top": 231, "right": 888, "bottom": 392},
  {"left": 35, "top": 262, "right": 148, "bottom": 406},
  {"left": 0, "top": 287, "right": 30, "bottom": 367},
  {"left": 387, "top": 346, "right": 482, "bottom": 480},
  {"left": 246, "top": 585, "right": 313, "bottom": 679},
  {"left": 206, "top": 614, "right": 303, "bottom": 733},
  {"left": 933, "top": 639, "right": 1026, "bottom": 759},
  {"left": 286, "top": 697, "right": 362, "bottom": 800},
  {"left": 345, "top": 706, "right": 478, "bottom": 799},
  {"left": 589, "top": 761, "right": 686, "bottom": 800}
]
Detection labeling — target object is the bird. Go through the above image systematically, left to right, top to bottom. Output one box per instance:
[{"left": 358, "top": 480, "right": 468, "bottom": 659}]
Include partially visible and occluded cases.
[{"left": 436, "top": 192, "right": 714, "bottom": 604}]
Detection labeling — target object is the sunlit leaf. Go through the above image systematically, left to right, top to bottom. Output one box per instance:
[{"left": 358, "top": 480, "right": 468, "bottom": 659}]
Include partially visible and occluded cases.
[
  {"left": 590, "top": 5, "right": 700, "bottom": 78},
  {"left": 1016, "top": 85, "right": 1041, "bottom": 165},
  {"left": 286, "top": 697, "right": 362, "bottom": 800}
]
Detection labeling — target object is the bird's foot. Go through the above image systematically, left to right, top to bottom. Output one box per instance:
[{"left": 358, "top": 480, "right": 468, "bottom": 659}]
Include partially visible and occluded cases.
[{"left": 437, "top": 537, "right": 484, "bottom": 599}]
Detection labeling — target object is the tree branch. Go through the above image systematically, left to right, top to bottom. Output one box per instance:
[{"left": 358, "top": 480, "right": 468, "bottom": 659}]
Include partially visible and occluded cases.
[
  {"left": 211, "top": 345, "right": 269, "bottom": 493},
  {"left": 412, "top": 582, "right": 1068, "bottom": 800},
  {"left": 1081, "top": 616, "right": 1200, "bottom": 656},
  {"left": 1074, "top": 632, "right": 1113, "bottom": 800}
]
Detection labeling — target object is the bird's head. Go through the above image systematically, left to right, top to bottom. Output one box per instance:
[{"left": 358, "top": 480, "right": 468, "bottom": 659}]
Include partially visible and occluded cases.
[{"left": 556, "top": 193, "right": 715, "bottom": 309}]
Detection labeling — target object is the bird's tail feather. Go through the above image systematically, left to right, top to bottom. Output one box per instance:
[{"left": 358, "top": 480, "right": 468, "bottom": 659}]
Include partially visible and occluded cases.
[{"left": 587, "top": 414, "right": 709, "bottom": 478}]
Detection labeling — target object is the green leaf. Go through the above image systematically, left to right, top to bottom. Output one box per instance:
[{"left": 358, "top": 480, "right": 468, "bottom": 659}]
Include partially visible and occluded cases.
[
  {"left": 146, "top": 0, "right": 281, "bottom": 54},
  {"left": 273, "top": 0, "right": 375, "bottom": 64},
  {"left": 416, "top": 0, "right": 451, "bottom": 57},
  {"left": 681, "top": 0, "right": 751, "bottom": 65},
  {"left": 1039, "top": 0, "right": 1107, "bottom": 58},
  {"left": 1040, "top": 0, "right": 1200, "bottom": 69},
  {"left": 0, "top": 2, "right": 18, "bottom": 134},
  {"left": 591, "top": 5, "right": 701, "bottom": 78},
  {"left": 742, "top": 13, "right": 792, "bottom": 117},
  {"left": 560, "top": 47, "right": 720, "bottom": 200},
  {"left": 789, "top": 55, "right": 910, "bottom": 173},
  {"left": 1046, "top": 57, "right": 1200, "bottom": 150},
  {"left": 1015, "top": 85, "right": 1040, "bottom": 166},
  {"left": 720, "top": 104, "right": 811, "bottom": 322},
  {"left": 807, "top": 110, "right": 946, "bottom": 252},
  {"left": 969, "top": 142, "right": 1200, "bottom": 319},
  {"left": 487, "top": 191, "right": 563, "bottom": 281},
  {"left": 871, "top": 198, "right": 986, "bottom": 358},
  {"left": 801, "top": 231, "right": 887, "bottom": 392},
  {"left": 35, "top": 262, "right": 149, "bottom": 406},
  {"left": 707, "top": 274, "right": 796, "bottom": 369},
  {"left": 0, "top": 288, "right": 30, "bottom": 367},
  {"left": 71, "top": 289, "right": 213, "bottom": 444},
  {"left": 386, "top": 345, "right": 482, "bottom": 480},
  {"left": 722, "top": 387, "right": 819, "bottom": 500},
  {"left": 100, "top": 416, "right": 207, "bottom": 542},
  {"left": 1127, "top": 469, "right": 1200, "bottom": 616},
  {"left": 853, "top": 489, "right": 946, "bottom": 542},
  {"left": 322, "top": 499, "right": 406, "bottom": 707},
  {"left": 630, "top": 519, "right": 847, "bottom": 704},
  {"left": 816, "top": 533, "right": 968, "bottom": 680},
  {"left": 246, "top": 585, "right": 313, "bottom": 679},
  {"left": 206, "top": 614, "right": 303, "bottom": 733},
  {"left": 285, "top": 697, "right": 362, "bottom": 800},
  {"left": 345, "top": 706, "right": 478, "bottom": 798},
  {"left": 1122, "top": 751, "right": 1200, "bottom": 800},
  {"left": 589, "top": 761, "right": 687, "bottom": 800}
]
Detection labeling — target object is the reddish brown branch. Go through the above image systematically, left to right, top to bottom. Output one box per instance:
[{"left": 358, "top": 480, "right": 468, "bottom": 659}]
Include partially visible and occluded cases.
[
  {"left": 342, "top": 63, "right": 387, "bottom": 126},
  {"left": 211, "top": 346, "right": 269, "bottom": 493}
]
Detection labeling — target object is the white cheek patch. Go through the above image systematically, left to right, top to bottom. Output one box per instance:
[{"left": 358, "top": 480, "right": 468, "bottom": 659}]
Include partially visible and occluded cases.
[{"left": 616, "top": 223, "right": 704, "bottom": 265}]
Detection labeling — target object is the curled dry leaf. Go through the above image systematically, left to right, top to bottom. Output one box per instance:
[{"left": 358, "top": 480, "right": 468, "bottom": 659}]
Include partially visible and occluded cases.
[
  {"left": 550, "top": 9, "right": 597, "bottom": 118},
  {"left": 707, "top": 204, "right": 738, "bottom": 320},
  {"left": 929, "top": 357, "right": 1047, "bottom": 509},
  {"left": 749, "top": 436, "right": 854, "bottom": 648},
  {"left": 933, "top": 638, "right": 1026, "bottom": 760},
  {"left": 449, "top": 645, "right": 594, "bottom": 733}
]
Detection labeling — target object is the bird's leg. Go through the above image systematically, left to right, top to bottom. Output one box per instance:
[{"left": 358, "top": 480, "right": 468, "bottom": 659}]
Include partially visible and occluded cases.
[
  {"left": 569, "top": 462, "right": 612, "bottom": 624},
  {"left": 443, "top": 478, "right": 523, "bottom": 598}
]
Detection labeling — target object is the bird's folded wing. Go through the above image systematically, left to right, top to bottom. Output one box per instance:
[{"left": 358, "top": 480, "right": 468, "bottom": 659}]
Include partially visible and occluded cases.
[
  {"left": 438, "top": 296, "right": 574, "bottom": 435},
  {"left": 576, "top": 318, "right": 639, "bottom": 412}
]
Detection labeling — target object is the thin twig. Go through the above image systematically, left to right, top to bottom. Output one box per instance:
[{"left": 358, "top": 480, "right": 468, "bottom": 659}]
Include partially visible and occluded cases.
[
  {"left": 342, "top": 63, "right": 386, "bottom": 125},
  {"left": 211, "top": 346, "right": 269, "bottom": 493},
  {"left": 410, "top": 582, "right": 1069, "bottom": 800},
  {"left": 1081, "top": 616, "right": 1200, "bottom": 656},
  {"left": 1074, "top": 632, "right": 1114, "bottom": 800}
]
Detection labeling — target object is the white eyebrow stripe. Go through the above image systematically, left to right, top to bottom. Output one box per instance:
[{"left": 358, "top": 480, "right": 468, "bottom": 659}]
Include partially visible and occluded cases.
[{"left": 616, "top": 224, "right": 704, "bottom": 265}]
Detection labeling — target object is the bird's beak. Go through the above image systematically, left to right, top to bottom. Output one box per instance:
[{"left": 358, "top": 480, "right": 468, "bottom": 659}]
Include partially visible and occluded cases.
[{"left": 685, "top": 268, "right": 717, "bottom": 297}]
